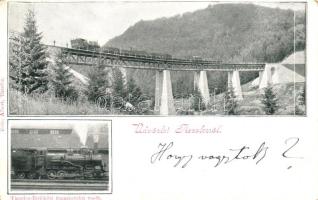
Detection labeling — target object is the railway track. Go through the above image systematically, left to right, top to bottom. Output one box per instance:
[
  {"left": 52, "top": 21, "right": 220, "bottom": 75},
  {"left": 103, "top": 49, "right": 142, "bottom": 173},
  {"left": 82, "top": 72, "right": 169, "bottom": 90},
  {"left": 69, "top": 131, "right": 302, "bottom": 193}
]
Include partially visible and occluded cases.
[
  {"left": 12, "top": 178, "right": 108, "bottom": 183},
  {"left": 11, "top": 179, "right": 109, "bottom": 191}
]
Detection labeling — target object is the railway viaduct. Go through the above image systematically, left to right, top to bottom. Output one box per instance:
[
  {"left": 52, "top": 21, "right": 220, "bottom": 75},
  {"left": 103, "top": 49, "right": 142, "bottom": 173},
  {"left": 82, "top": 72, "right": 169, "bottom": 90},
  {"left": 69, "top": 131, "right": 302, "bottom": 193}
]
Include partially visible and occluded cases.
[{"left": 47, "top": 45, "right": 270, "bottom": 115}]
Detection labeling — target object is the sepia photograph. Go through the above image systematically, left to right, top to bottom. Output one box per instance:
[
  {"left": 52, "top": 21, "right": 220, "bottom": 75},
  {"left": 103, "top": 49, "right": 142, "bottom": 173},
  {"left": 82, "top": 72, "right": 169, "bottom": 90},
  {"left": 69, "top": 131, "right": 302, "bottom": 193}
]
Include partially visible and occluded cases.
[
  {"left": 8, "top": 1, "right": 306, "bottom": 116},
  {"left": 8, "top": 119, "right": 112, "bottom": 193}
]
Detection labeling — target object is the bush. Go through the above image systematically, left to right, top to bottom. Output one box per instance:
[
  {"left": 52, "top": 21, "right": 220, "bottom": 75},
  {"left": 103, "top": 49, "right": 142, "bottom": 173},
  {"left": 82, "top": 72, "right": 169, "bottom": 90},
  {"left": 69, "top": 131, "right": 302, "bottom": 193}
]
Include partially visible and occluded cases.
[
  {"left": 85, "top": 65, "right": 110, "bottom": 104},
  {"left": 126, "top": 77, "right": 146, "bottom": 106},
  {"left": 191, "top": 87, "right": 206, "bottom": 112}
]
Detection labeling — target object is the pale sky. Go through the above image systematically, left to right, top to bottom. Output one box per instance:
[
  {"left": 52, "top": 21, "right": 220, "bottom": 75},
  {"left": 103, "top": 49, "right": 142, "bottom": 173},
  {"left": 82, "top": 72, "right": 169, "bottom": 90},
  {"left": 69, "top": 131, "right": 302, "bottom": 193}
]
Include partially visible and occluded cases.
[{"left": 8, "top": 1, "right": 306, "bottom": 47}]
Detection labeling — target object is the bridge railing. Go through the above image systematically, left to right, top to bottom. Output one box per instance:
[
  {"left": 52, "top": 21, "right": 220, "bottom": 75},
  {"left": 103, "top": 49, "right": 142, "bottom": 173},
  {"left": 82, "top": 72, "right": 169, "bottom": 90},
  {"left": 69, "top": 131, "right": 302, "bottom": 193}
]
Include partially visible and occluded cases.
[
  {"left": 46, "top": 44, "right": 265, "bottom": 71},
  {"left": 52, "top": 45, "right": 221, "bottom": 65}
]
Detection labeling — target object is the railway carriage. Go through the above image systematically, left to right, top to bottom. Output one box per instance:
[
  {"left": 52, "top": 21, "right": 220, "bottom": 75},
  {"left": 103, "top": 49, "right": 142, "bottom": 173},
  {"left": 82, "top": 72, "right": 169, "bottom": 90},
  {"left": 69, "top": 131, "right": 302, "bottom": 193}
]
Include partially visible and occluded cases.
[
  {"left": 70, "top": 38, "right": 179, "bottom": 63},
  {"left": 101, "top": 46, "right": 173, "bottom": 60},
  {"left": 102, "top": 47, "right": 120, "bottom": 54}
]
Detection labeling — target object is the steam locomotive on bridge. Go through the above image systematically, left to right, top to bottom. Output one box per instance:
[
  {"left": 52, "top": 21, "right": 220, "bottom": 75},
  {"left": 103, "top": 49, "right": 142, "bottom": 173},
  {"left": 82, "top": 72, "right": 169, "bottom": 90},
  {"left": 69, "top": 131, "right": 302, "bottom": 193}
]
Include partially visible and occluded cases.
[
  {"left": 70, "top": 38, "right": 211, "bottom": 62},
  {"left": 11, "top": 147, "right": 107, "bottom": 180}
]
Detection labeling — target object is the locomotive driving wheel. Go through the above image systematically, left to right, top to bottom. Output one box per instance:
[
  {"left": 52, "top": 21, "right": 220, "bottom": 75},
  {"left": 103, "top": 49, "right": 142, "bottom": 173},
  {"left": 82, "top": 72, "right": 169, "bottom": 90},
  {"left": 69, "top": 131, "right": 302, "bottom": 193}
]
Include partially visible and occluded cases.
[
  {"left": 47, "top": 170, "right": 56, "bottom": 179},
  {"left": 57, "top": 170, "right": 67, "bottom": 179},
  {"left": 17, "top": 172, "right": 26, "bottom": 179},
  {"left": 27, "top": 172, "right": 37, "bottom": 179}
]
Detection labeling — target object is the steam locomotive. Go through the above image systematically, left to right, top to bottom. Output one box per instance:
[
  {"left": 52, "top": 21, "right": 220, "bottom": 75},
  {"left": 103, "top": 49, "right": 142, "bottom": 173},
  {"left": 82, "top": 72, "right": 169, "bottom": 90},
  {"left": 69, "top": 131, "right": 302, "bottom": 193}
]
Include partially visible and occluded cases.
[
  {"left": 70, "top": 38, "right": 100, "bottom": 51},
  {"left": 11, "top": 147, "right": 107, "bottom": 180}
]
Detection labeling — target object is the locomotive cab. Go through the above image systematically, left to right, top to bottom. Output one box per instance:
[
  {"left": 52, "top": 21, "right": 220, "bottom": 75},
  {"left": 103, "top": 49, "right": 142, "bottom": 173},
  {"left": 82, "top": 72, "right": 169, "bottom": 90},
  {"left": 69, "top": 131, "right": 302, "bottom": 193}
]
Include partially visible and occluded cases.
[{"left": 11, "top": 148, "right": 45, "bottom": 179}]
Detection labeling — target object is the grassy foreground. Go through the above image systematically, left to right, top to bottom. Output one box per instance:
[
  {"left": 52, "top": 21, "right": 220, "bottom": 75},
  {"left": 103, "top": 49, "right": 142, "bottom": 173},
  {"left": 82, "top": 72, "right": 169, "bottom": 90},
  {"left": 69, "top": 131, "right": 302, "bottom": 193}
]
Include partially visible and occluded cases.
[
  {"left": 9, "top": 82, "right": 305, "bottom": 116},
  {"left": 9, "top": 89, "right": 113, "bottom": 115}
]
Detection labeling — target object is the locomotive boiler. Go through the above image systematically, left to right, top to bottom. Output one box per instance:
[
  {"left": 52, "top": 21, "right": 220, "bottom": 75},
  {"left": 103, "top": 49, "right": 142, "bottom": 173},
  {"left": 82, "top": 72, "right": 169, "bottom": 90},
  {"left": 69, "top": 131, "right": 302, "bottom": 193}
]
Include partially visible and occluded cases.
[{"left": 11, "top": 147, "right": 107, "bottom": 180}]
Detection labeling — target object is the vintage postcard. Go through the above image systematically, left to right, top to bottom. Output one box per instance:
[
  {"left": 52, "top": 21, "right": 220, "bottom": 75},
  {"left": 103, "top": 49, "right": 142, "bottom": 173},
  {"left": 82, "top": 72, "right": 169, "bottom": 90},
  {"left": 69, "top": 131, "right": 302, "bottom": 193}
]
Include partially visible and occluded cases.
[
  {"left": 1, "top": 1, "right": 318, "bottom": 200},
  {"left": 6, "top": 1, "right": 306, "bottom": 116}
]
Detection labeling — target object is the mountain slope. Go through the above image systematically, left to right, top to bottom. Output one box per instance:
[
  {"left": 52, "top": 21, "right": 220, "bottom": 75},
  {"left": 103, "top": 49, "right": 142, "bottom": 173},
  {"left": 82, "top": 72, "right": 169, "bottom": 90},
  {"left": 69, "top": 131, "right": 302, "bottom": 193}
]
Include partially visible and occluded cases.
[
  {"left": 105, "top": 4, "right": 305, "bottom": 97},
  {"left": 107, "top": 4, "right": 305, "bottom": 62}
]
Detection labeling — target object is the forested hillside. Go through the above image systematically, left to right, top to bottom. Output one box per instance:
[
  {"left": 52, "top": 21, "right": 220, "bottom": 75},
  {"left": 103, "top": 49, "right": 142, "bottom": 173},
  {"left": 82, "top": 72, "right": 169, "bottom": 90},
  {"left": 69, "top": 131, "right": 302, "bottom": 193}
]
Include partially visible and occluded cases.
[{"left": 105, "top": 4, "right": 306, "bottom": 97}]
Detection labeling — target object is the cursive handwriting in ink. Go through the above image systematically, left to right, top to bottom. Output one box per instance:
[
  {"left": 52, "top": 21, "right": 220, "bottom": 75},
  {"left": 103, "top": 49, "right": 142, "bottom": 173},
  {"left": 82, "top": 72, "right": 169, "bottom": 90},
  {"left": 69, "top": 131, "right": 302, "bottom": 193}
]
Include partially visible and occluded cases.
[
  {"left": 282, "top": 137, "right": 303, "bottom": 159},
  {"left": 150, "top": 139, "right": 302, "bottom": 169},
  {"left": 151, "top": 141, "right": 269, "bottom": 168},
  {"left": 151, "top": 142, "right": 193, "bottom": 168},
  {"left": 151, "top": 142, "right": 174, "bottom": 163},
  {"left": 198, "top": 142, "right": 268, "bottom": 167},
  {"left": 228, "top": 142, "right": 268, "bottom": 165},
  {"left": 198, "top": 154, "right": 230, "bottom": 167}
]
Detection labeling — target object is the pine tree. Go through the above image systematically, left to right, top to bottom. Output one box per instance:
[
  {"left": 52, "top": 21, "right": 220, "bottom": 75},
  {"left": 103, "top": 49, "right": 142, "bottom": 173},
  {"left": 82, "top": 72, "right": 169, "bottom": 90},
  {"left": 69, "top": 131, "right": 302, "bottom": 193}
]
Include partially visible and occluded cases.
[
  {"left": 9, "top": 10, "right": 48, "bottom": 94},
  {"left": 9, "top": 33, "right": 24, "bottom": 90},
  {"left": 49, "top": 51, "right": 78, "bottom": 101},
  {"left": 85, "top": 65, "right": 110, "bottom": 105},
  {"left": 110, "top": 68, "right": 127, "bottom": 108},
  {"left": 112, "top": 68, "right": 126, "bottom": 98},
  {"left": 224, "top": 83, "right": 238, "bottom": 115},
  {"left": 261, "top": 86, "right": 279, "bottom": 115},
  {"left": 298, "top": 86, "right": 305, "bottom": 105},
  {"left": 191, "top": 87, "right": 206, "bottom": 112}
]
